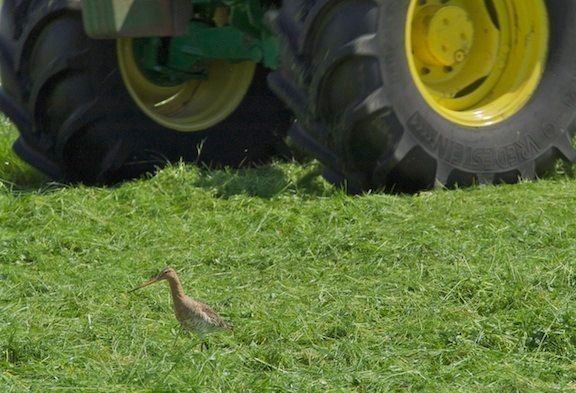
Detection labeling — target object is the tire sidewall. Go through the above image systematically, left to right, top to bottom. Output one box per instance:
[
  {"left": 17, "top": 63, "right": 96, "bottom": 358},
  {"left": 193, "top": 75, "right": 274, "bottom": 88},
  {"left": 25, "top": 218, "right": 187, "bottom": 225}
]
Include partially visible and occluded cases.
[{"left": 380, "top": 0, "right": 576, "bottom": 173}]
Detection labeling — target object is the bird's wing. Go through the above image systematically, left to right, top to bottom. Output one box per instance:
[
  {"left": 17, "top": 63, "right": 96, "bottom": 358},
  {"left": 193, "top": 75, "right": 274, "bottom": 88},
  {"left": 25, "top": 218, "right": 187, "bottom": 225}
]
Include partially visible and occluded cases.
[{"left": 198, "top": 302, "right": 233, "bottom": 330}]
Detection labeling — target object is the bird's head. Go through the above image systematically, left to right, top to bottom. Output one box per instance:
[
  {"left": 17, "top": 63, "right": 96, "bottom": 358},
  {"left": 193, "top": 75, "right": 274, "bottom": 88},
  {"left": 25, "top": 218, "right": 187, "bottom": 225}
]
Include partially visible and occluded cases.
[
  {"left": 129, "top": 266, "right": 177, "bottom": 292},
  {"left": 155, "top": 266, "right": 177, "bottom": 281}
]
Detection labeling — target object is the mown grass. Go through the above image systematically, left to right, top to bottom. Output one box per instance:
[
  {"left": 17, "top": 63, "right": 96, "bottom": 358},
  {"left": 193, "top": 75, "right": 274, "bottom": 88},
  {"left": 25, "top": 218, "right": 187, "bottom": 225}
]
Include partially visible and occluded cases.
[{"left": 1, "top": 118, "right": 576, "bottom": 392}]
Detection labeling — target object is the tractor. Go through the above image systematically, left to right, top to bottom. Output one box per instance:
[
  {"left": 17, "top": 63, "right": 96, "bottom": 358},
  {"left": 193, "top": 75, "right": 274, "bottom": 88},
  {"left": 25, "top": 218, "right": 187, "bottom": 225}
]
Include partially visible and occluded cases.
[{"left": 0, "top": 0, "right": 575, "bottom": 192}]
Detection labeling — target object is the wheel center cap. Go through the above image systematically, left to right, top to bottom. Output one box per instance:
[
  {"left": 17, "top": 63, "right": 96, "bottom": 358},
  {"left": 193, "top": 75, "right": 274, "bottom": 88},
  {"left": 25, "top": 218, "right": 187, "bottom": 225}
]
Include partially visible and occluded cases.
[{"left": 427, "top": 6, "right": 474, "bottom": 66}]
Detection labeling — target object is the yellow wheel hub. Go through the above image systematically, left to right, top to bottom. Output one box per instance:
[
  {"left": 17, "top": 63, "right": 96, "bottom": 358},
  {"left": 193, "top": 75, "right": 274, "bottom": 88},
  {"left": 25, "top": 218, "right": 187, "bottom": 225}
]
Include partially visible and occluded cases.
[
  {"left": 406, "top": 0, "right": 549, "bottom": 127},
  {"left": 116, "top": 8, "right": 255, "bottom": 132}
]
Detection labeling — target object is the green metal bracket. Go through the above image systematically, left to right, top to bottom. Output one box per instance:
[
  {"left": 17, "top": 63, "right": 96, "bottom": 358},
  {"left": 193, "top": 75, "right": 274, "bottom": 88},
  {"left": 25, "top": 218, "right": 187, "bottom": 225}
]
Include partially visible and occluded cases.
[{"left": 173, "top": 22, "right": 265, "bottom": 64}]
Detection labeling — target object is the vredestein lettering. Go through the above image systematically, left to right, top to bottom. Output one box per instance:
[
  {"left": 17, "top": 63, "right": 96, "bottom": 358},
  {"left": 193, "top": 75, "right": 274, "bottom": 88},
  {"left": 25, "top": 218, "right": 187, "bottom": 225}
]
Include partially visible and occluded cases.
[{"left": 408, "top": 112, "right": 541, "bottom": 170}]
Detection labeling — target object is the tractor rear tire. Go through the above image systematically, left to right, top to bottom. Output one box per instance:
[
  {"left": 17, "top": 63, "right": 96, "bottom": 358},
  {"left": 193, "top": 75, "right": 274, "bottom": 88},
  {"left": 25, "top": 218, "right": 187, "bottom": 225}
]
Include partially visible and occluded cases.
[
  {"left": 0, "top": 0, "right": 292, "bottom": 184},
  {"left": 269, "top": 0, "right": 576, "bottom": 193}
]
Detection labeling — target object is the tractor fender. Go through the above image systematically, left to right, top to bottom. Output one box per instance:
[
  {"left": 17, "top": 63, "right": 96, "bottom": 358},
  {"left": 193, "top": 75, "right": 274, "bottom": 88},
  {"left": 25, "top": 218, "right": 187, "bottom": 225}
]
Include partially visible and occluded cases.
[{"left": 81, "top": 0, "right": 192, "bottom": 39}]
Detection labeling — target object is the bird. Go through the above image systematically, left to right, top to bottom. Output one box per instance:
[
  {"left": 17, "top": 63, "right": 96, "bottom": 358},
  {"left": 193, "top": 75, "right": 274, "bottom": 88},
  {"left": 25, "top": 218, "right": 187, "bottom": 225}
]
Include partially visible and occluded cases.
[{"left": 129, "top": 267, "right": 232, "bottom": 348}]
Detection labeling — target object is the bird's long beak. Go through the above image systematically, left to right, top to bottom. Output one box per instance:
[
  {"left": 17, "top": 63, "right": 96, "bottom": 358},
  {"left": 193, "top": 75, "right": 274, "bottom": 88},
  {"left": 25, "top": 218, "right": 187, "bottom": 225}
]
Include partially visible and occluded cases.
[{"left": 129, "top": 277, "right": 160, "bottom": 292}]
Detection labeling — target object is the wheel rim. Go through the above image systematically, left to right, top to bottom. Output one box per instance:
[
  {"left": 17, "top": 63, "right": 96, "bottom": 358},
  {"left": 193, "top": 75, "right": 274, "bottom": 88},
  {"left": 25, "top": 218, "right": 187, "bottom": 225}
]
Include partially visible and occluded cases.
[
  {"left": 406, "top": 0, "right": 549, "bottom": 127},
  {"left": 117, "top": 39, "right": 256, "bottom": 132}
]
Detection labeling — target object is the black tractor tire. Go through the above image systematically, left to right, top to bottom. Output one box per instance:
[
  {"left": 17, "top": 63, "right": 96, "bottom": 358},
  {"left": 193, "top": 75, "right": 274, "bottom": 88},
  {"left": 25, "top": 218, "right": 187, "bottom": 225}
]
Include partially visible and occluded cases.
[
  {"left": 0, "top": 0, "right": 292, "bottom": 184},
  {"left": 269, "top": 1, "right": 576, "bottom": 193}
]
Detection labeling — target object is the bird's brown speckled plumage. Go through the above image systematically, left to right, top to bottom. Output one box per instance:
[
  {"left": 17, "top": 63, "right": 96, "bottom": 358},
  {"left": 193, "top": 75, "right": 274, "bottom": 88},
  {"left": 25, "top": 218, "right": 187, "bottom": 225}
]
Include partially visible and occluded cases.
[{"left": 130, "top": 267, "right": 232, "bottom": 337}]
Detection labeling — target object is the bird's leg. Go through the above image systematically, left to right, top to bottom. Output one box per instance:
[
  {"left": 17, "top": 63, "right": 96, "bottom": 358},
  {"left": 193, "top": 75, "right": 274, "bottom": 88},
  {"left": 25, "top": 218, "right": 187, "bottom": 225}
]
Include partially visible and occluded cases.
[
  {"left": 171, "top": 327, "right": 183, "bottom": 349},
  {"left": 162, "top": 329, "right": 187, "bottom": 384},
  {"left": 199, "top": 334, "right": 209, "bottom": 351},
  {"left": 161, "top": 359, "right": 179, "bottom": 385}
]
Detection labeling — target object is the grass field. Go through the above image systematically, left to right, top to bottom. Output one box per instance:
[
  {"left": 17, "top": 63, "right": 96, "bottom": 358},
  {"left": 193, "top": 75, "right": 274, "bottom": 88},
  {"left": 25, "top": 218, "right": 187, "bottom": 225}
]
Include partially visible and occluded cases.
[{"left": 1, "top": 118, "right": 576, "bottom": 392}]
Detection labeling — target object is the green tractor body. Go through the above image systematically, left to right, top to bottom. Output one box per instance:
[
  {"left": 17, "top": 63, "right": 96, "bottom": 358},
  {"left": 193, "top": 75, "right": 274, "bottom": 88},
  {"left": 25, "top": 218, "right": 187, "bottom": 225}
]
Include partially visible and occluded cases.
[
  {"left": 1, "top": 0, "right": 575, "bottom": 191},
  {"left": 82, "top": 0, "right": 279, "bottom": 68}
]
